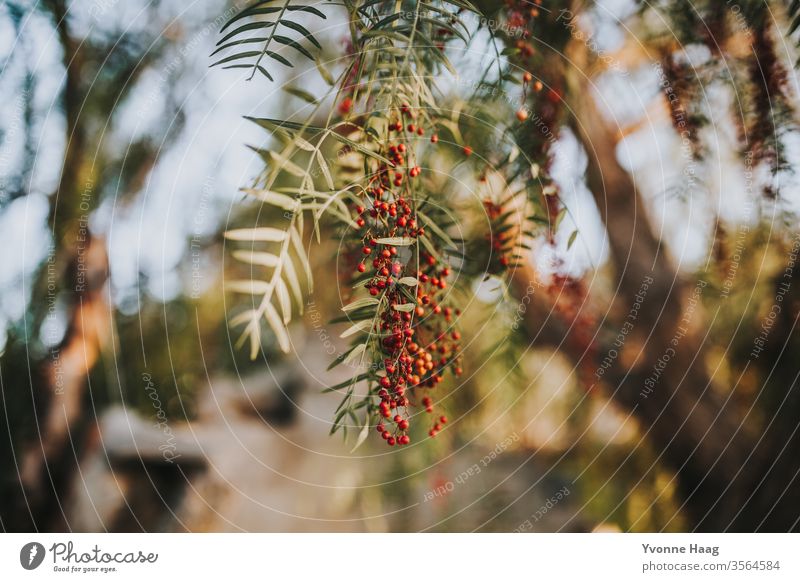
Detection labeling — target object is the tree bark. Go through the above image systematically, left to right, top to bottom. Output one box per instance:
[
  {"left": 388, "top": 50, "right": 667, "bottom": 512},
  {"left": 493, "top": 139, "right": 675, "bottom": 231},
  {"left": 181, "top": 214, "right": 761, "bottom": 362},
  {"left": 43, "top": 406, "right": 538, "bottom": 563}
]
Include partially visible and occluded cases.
[{"left": 512, "top": 40, "right": 794, "bottom": 530}]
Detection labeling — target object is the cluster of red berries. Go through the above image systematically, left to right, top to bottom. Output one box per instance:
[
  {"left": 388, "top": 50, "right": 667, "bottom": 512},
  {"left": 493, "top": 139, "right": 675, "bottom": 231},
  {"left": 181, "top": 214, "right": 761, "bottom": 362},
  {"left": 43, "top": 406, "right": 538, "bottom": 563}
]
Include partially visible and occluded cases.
[
  {"left": 346, "top": 103, "right": 465, "bottom": 446},
  {"left": 366, "top": 256, "right": 463, "bottom": 446}
]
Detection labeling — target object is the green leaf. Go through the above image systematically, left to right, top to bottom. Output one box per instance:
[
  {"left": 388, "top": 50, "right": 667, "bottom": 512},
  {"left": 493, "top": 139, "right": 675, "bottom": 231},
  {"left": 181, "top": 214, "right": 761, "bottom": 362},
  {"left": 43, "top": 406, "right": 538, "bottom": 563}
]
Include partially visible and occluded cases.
[
  {"left": 220, "top": 4, "right": 281, "bottom": 33},
  {"left": 286, "top": 5, "right": 327, "bottom": 19},
  {"left": 286, "top": 6, "right": 328, "bottom": 20},
  {"left": 370, "top": 12, "right": 404, "bottom": 31},
  {"left": 279, "top": 19, "right": 322, "bottom": 49},
  {"left": 216, "top": 21, "right": 277, "bottom": 47},
  {"left": 273, "top": 35, "right": 314, "bottom": 60},
  {"left": 210, "top": 37, "right": 269, "bottom": 58},
  {"left": 210, "top": 50, "right": 263, "bottom": 68},
  {"left": 266, "top": 50, "right": 293, "bottom": 67},
  {"left": 316, "top": 57, "right": 335, "bottom": 84},
  {"left": 283, "top": 85, "right": 319, "bottom": 103},
  {"left": 245, "top": 117, "right": 394, "bottom": 166},
  {"left": 268, "top": 150, "right": 306, "bottom": 177},
  {"left": 316, "top": 150, "right": 335, "bottom": 190},
  {"left": 243, "top": 188, "right": 299, "bottom": 211},
  {"left": 554, "top": 207, "right": 567, "bottom": 232},
  {"left": 418, "top": 211, "right": 457, "bottom": 249},
  {"left": 289, "top": 226, "right": 313, "bottom": 293},
  {"left": 225, "top": 227, "right": 287, "bottom": 242},
  {"left": 567, "top": 229, "right": 579, "bottom": 250},
  {"left": 374, "top": 237, "right": 415, "bottom": 246},
  {"left": 232, "top": 250, "right": 280, "bottom": 267},
  {"left": 282, "top": 255, "right": 304, "bottom": 310},
  {"left": 276, "top": 278, "right": 292, "bottom": 323},
  {"left": 227, "top": 280, "right": 270, "bottom": 294},
  {"left": 342, "top": 297, "right": 380, "bottom": 312},
  {"left": 264, "top": 301, "right": 291, "bottom": 353},
  {"left": 340, "top": 319, "right": 373, "bottom": 338},
  {"left": 328, "top": 343, "right": 365, "bottom": 371},
  {"left": 343, "top": 343, "right": 367, "bottom": 367},
  {"left": 322, "top": 373, "right": 371, "bottom": 393},
  {"left": 350, "top": 409, "right": 371, "bottom": 452}
]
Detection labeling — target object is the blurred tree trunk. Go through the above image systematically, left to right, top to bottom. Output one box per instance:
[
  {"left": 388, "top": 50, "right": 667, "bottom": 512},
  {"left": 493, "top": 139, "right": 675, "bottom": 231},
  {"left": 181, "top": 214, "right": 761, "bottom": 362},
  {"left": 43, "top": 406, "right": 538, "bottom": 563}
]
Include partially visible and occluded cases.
[
  {"left": 12, "top": 0, "right": 111, "bottom": 531},
  {"left": 509, "top": 35, "right": 799, "bottom": 530}
]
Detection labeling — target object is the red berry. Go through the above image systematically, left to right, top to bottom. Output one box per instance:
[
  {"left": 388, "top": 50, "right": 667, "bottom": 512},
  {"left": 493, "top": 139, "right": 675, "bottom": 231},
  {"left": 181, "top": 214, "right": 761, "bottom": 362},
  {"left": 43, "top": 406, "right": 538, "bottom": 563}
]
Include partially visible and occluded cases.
[
  {"left": 338, "top": 97, "right": 353, "bottom": 115},
  {"left": 431, "top": 134, "right": 439, "bottom": 143},
  {"left": 463, "top": 146, "right": 472, "bottom": 156},
  {"left": 439, "top": 415, "right": 448, "bottom": 424},
  {"left": 399, "top": 435, "right": 410, "bottom": 445},
  {"left": 387, "top": 437, "right": 396, "bottom": 446}
]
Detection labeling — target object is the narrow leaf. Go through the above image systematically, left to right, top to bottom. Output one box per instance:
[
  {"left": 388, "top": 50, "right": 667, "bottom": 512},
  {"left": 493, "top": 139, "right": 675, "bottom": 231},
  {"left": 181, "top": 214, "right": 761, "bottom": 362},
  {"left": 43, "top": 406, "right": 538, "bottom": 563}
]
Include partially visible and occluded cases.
[
  {"left": 220, "top": 4, "right": 281, "bottom": 33},
  {"left": 287, "top": 5, "right": 327, "bottom": 18},
  {"left": 279, "top": 20, "right": 322, "bottom": 48},
  {"left": 217, "top": 21, "right": 276, "bottom": 47},
  {"left": 274, "top": 35, "right": 314, "bottom": 60},
  {"left": 316, "top": 150, "right": 334, "bottom": 190},
  {"left": 243, "top": 188, "right": 299, "bottom": 211},
  {"left": 290, "top": 226, "right": 313, "bottom": 293},
  {"left": 225, "top": 227, "right": 287, "bottom": 242},
  {"left": 567, "top": 229, "right": 579, "bottom": 250},
  {"left": 374, "top": 237, "right": 415, "bottom": 246},
  {"left": 232, "top": 250, "right": 280, "bottom": 267},
  {"left": 282, "top": 256, "right": 304, "bottom": 311},
  {"left": 276, "top": 278, "right": 292, "bottom": 324},
  {"left": 227, "top": 279, "right": 271, "bottom": 294},
  {"left": 342, "top": 297, "right": 380, "bottom": 312},
  {"left": 264, "top": 301, "right": 291, "bottom": 352},
  {"left": 340, "top": 319, "right": 373, "bottom": 338},
  {"left": 350, "top": 410, "right": 371, "bottom": 452}
]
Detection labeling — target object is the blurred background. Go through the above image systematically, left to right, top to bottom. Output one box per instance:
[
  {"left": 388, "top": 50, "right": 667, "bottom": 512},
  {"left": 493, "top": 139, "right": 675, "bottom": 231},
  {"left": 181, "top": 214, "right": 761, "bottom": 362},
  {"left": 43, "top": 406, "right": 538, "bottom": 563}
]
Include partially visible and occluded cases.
[{"left": 1, "top": 0, "right": 799, "bottom": 532}]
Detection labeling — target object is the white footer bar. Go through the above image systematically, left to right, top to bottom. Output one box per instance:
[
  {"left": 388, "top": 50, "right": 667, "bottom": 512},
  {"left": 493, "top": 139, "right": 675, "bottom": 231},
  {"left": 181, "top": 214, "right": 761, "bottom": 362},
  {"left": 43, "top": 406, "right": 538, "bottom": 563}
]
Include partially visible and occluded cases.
[{"left": 1, "top": 533, "right": 797, "bottom": 580}]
